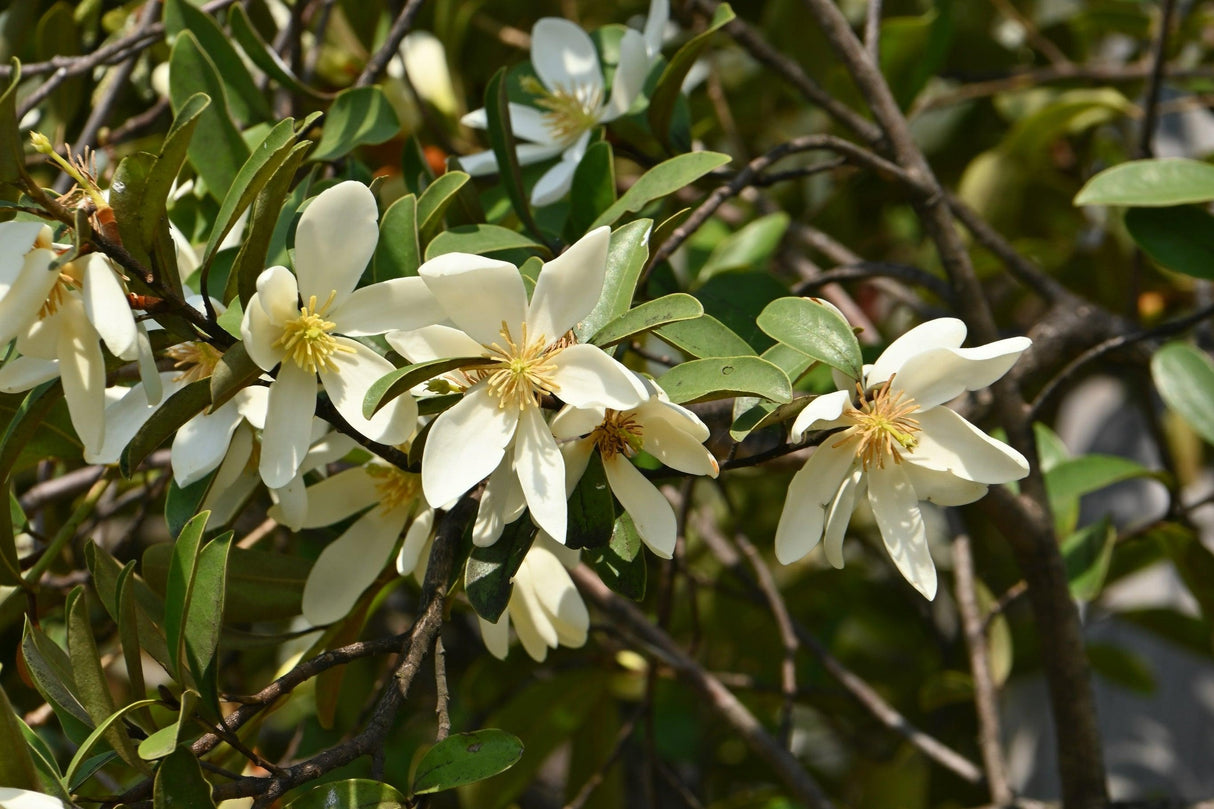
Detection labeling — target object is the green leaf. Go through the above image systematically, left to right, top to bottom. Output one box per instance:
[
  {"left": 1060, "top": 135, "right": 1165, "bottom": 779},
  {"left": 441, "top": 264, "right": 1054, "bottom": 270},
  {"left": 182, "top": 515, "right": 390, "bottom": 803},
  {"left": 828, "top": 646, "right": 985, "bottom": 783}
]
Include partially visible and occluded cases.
[
  {"left": 163, "top": 0, "right": 269, "bottom": 124},
  {"left": 649, "top": 4, "right": 735, "bottom": 150},
  {"left": 228, "top": 5, "right": 324, "bottom": 101},
  {"left": 168, "top": 31, "right": 250, "bottom": 202},
  {"left": 0, "top": 59, "right": 23, "bottom": 186},
  {"left": 483, "top": 68, "right": 544, "bottom": 238},
  {"left": 311, "top": 86, "right": 401, "bottom": 162},
  {"left": 402, "top": 135, "right": 436, "bottom": 195},
  {"left": 567, "top": 141, "right": 616, "bottom": 237},
  {"left": 590, "top": 152, "right": 731, "bottom": 230},
  {"left": 1074, "top": 158, "right": 1214, "bottom": 206},
  {"left": 417, "top": 171, "right": 472, "bottom": 244},
  {"left": 373, "top": 194, "right": 421, "bottom": 281},
  {"left": 1125, "top": 205, "right": 1214, "bottom": 281},
  {"left": 697, "top": 212, "right": 789, "bottom": 283},
  {"left": 575, "top": 220, "right": 652, "bottom": 343},
  {"left": 425, "top": 224, "right": 545, "bottom": 261},
  {"left": 589, "top": 293, "right": 703, "bottom": 347},
  {"left": 757, "top": 296, "right": 863, "bottom": 380},
  {"left": 655, "top": 314, "right": 754, "bottom": 358},
  {"left": 1153, "top": 342, "right": 1214, "bottom": 446},
  {"left": 209, "top": 343, "right": 262, "bottom": 411},
  {"left": 730, "top": 343, "right": 816, "bottom": 441},
  {"left": 658, "top": 356, "right": 791, "bottom": 404},
  {"left": 364, "top": 357, "right": 493, "bottom": 419},
  {"left": 120, "top": 379, "right": 212, "bottom": 477},
  {"left": 0, "top": 384, "right": 81, "bottom": 477},
  {"left": 567, "top": 452, "right": 615, "bottom": 550},
  {"left": 1044, "top": 454, "right": 1157, "bottom": 536},
  {"left": 166, "top": 472, "right": 215, "bottom": 539},
  {"left": 164, "top": 511, "right": 210, "bottom": 681},
  {"left": 587, "top": 512, "right": 646, "bottom": 600},
  {"left": 465, "top": 517, "right": 535, "bottom": 622},
  {"left": 1061, "top": 517, "right": 1116, "bottom": 602},
  {"left": 184, "top": 533, "right": 232, "bottom": 720},
  {"left": 85, "top": 542, "right": 171, "bottom": 670},
  {"left": 143, "top": 543, "right": 311, "bottom": 623},
  {"left": 115, "top": 562, "right": 149, "bottom": 712},
  {"left": 20, "top": 618, "right": 92, "bottom": 740},
  {"left": 1086, "top": 641, "right": 1156, "bottom": 693},
  {"left": 0, "top": 676, "right": 40, "bottom": 790},
  {"left": 138, "top": 691, "right": 198, "bottom": 762},
  {"left": 63, "top": 698, "right": 159, "bottom": 785},
  {"left": 413, "top": 730, "right": 524, "bottom": 795},
  {"left": 153, "top": 746, "right": 216, "bottom": 809},
  {"left": 285, "top": 779, "right": 406, "bottom": 809}
]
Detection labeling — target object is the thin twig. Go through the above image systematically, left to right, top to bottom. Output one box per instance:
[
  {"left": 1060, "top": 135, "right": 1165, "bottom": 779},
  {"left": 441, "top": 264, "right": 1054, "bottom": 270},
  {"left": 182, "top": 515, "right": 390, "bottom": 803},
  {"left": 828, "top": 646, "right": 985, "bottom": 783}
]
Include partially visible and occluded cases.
[
  {"left": 356, "top": 0, "right": 429, "bottom": 87},
  {"left": 864, "top": 0, "right": 883, "bottom": 65},
  {"left": 1138, "top": 0, "right": 1178, "bottom": 160},
  {"left": 434, "top": 637, "right": 451, "bottom": 741}
]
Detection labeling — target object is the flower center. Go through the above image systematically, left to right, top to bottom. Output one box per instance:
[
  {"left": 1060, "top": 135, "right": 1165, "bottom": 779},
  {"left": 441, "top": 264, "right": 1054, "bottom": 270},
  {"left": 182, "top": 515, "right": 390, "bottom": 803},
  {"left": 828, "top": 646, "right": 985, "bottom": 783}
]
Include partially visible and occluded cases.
[
  {"left": 522, "top": 77, "right": 603, "bottom": 145},
  {"left": 37, "top": 254, "right": 83, "bottom": 320},
  {"left": 275, "top": 290, "right": 353, "bottom": 374},
  {"left": 478, "top": 321, "right": 561, "bottom": 410},
  {"left": 165, "top": 341, "right": 223, "bottom": 383},
  {"left": 837, "top": 379, "right": 921, "bottom": 471},
  {"left": 590, "top": 410, "right": 644, "bottom": 460},
  {"left": 365, "top": 465, "right": 422, "bottom": 513}
]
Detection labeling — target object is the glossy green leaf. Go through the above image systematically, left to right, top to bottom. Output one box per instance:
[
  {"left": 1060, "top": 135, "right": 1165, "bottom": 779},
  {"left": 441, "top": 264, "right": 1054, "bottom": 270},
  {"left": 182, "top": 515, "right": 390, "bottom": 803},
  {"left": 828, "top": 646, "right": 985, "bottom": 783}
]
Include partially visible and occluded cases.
[
  {"left": 164, "top": 0, "right": 268, "bottom": 123},
  {"left": 649, "top": 4, "right": 734, "bottom": 150},
  {"left": 228, "top": 5, "right": 324, "bottom": 101},
  {"left": 168, "top": 31, "right": 250, "bottom": 202},
  {"left": 484, "top": 68, "right": 544, "bottom": 238},
  {"left": 311, "top": 86, "right": 401, "bottom": 162},
  {"left": 568, "top": 141, "right": 616, "bottom": 237},
  {"left": 590, "top": 151, "right": 731, "bottom": 230},
  {"left": 1075, "top": 157, "right": 1214, "bottom": 206},
  {"left": 417, "top": 171, "right": 472, "bottom": 243},
  {"left": 373, "top": 194, "right": 421, "bottom": 281},
  {"left": 1124, "top": 205, "right": 1214, "bottom": 280},
  {"left": 698, "top": 212, "right": 789, "bottom": 283},
  {"left": 575, "top": 219, "right": 652, "bottom": 343},
  {"left": 425, "top": 224, "right": 545, "bottom": 261},
  {"left": 589, "top": 293, "right": 703, "bottom": 347},
  {"left": 757, "top": 296, "right": 863, "bottom": 380},
  {"left": 655, "top": 315, "right": 754, "bottom": 359},
  {"left": 209, "top": 342, "right": 261, "bottom": 412},
  {"left": 1153, "top": 342, "right": 1214, "bottom": 446},
  {"left": 730, "top": 343, "right": 816, "bottom": 441},
  {"left": 658, "top": 356, "right": 791, "bottom": 404},
  {"left": 364, "top": 357, "right": 492, "bottom": 419},
  {"left": 120, "top": 379, "right": 211, "bottom": 477},
  {"left": 567, "top": 452, "right": 615, "bottom": 550},
  {"left": 1044, "top": 454, "right": 1157, "bottom": 536},
  {"left": 166, "top": 472, "right": 215, "bottom": 539},
  {"left": 164, "top": 511, "right": 210, "bottom": 681},
  {"left": 587, "top": 512, "right": 646, "bottom": 600},
  {"left": 465, "top": 517, "right": 535, "bottom": 623},
  {"left": 1061, "top": 517, "right": 1116, "bottom": 602},
  {"left": 185, "top": 533, "right": 232, "bottom": 719},
  {"left": 85, "top": 541, "right": 171, "bottom": 669},
  {"left": 143, "top": 543, "right": 311, "bottom": 623},
  {"left": 20, "top": 618, "right": 92, "bottom": 740},
  {"left": 1086, "top": 641, "right": 1156, "bottom": 693},
  {"left": 0, "top": 675, "right": 40, "bottom": 790},
  {"left": 138, "top": 691, "right": 198, "bottom": 761},
  {"left": 63, "top": 698, "right": 159, "bottom": 785},
  {"left": 413, "top": 730, "right": 524, "bottom": 795},
  {"left": 153, "top": 746, "right": 216, "bottom": 809},
  {"left": 285, "top": 779, "right": 406, "bottom": 809}
]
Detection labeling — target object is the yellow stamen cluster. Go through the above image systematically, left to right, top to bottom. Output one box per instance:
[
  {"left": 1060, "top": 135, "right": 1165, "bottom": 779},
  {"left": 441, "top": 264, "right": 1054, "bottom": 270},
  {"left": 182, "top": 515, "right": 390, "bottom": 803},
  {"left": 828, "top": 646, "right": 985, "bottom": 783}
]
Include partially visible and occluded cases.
[
  {"left": 521, "top": 77, "right": 603, "bottom": 145},
  {"left": 37, "top": 258, "right": 83, "bottom": 320},
  {"left": 275, "top": 290, "right": 353, "bottom": 374},
  {"left": 481, "top": 321, "right": 561, "bottom": 410},
  {"left": 166, "top": 341, "right": 224, "bottom": 383},
  {"left": 836, "top": 378, "right": 921, "bottom": 471},
  {"left": 589, "top": 410, "right": 645, "bottom": 460},
  {"left": 365, "top": 465, "right": 422, "bottom": 513}
]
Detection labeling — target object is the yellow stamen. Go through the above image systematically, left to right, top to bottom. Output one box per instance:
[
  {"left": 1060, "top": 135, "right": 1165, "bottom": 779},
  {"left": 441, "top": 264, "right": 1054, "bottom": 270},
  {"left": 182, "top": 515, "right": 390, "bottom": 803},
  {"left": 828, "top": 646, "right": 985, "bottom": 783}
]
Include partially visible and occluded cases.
[
  {"left": 521, "top": 76, "right": 603, "bottom": 145},
  {"left": 31, "top": 132, "right": 108, "bottom": 210},
  {"left": 274, "top": 290, "right": 354, "bottom": 374},
  {"left": 480, "top": 321, "right": 562, "bottom": 410},
  {"left": 166, "top": 341, "right": 223, "bottom": 383},
  {"left": 835, "top": 378, "right": 921, "bottom": 470},
  {"left": 590, "top": 410, "right": 645, "bottom": 460},
  {"left": 365, "top": 465, "right": 422, "bottom": 513}
]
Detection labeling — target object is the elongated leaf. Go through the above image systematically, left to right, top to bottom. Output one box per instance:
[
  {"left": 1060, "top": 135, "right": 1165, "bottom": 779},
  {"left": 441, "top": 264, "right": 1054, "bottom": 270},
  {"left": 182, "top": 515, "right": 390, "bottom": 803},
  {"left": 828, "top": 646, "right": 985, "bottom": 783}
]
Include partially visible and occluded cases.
[
  {"left": 164, "top": 0, "right": 268, "bottom": 123},
  {"left": 648, "top": 4, "right": 734, "bottom": 150},
  {"left": 228, "top": 5, "right": 324, "bottom": 100},
  {"left": 484, "top": 68, "right": 544, "bottom": 238},
  {"left": 311, "top": 86, "right": 401, "bottom": 162},
  {"left": 568, "top": 141, "right": 616, "bottom": 237},
  {"left": 590, "top": 152, "right": 731, "bottom": 229},
  {"left": 1075, "top": 158, "right": 1214, "bottom": 206},
  {"left": 417, "top": 171, "right": 472, "bottom": 243},
  {"left": 373, "top": 194, "right": 421, "bottom": 281},
  {"left": 1125, "top": 205, "right": 1214, "bottom": 280},
  {"left": 699, "top": 212, "right": 788, "bottom": 282},
  {"left": 575, "top": 219, "right": 652, "bottom": 343},
  {"left": 425, "top": 224, "right": 545, "bottom": 261},
  {"left": 589, "top": 293, "right": 702, "bottom": 347},
  {"left": 757, "top": 296, "right": 863, "bottom": 380},
  {"left": 655, "top": 314, "right": 754, "bottom": 358},
  {"left": 1153, "top": 342, "right": 1214, "bottom": 447},
  {"left": 209, "top": 343, "right": 261, "bottom": 411},
  {"left": 658, "top": 356, "right": 791, "bottom": 404},
  {"left": 365, "top": 357, "right": 492, "bottom": 418},
  {"left": 120, "top": 378, "right": 211, "bottom": 477},
  {"left": 567, "top": 452, "right": 615, "bottom": 550},
  {"left": 1045, "top": 453, "right": 1157, "bottom": 535},
  {"left": 164, "top": 511, "right": 210, "bottom": 681},
  {"left": 587, "top": 512, "right": 646, "bottom": 600},
  {"left": 465, "top": 517, "right": 535, "bottom": 622},
  {"left": 1061, "top": 517, "right": 1116, "bottom": 602},
  {"left": 185, "top": 533, "right": 232, "bottom": 719},
  {"left": 85, "top": 542, "right": 171, "bottom": 669},
  {"left": 143, "top": 543, "right": 311, "bottom": 623},
  {"left": 115, "top": 562, "right": 149, "bottom": 713},
  {"left": 67, "top": 588, "right": 142, "bottom": 769},
  {"left": 21, "top": 618, "right": 92, "bottom": 740},
  {"left": 1086, "top": 641, "right": 1156, "bottom": 693},
  {"left": 0, "top": 675, "right": 40, "bottom": 790},
  {"left": 138, "top": 690, "right": 198, "bottom": 761},
  {"left": 63, "top": 698, "right": 159, "bottom": 785},
  {"left": 413, "top": 730, "right": 524, "bottom": 795},
  {"left": 153, "top": 746, "right": 216, "bottom": 809},
  {"left": 285, "top": 779, "right": 406, "bottom": 809}
]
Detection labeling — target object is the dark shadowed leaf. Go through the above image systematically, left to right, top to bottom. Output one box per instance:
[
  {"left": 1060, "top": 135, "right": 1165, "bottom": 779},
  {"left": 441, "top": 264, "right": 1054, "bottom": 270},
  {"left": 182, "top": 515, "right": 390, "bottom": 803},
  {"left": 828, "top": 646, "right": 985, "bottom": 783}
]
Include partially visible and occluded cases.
[
  {"left": 373, "top": 194, "right": 421, "bottom": 281},
  {"left": 120, "top": 379, "right": 211, "bottom": 477},
  {"left": 567, "top": 452, "right": 615, "bottom": 550},
  {"left": 587, "top": 512, "right": 646, "bottom": 600},
  {"left": 465, "top": 517, "right": 535, "bottom": 622},
  {"left": 1060, "top": 517, "right": 1116, "bottom": 602},
  {"left": 153, "top": 746, "right": 216, "bottom": 809},
  {"left": 285, "top": 779, "right": 406, "bottom": 809}
]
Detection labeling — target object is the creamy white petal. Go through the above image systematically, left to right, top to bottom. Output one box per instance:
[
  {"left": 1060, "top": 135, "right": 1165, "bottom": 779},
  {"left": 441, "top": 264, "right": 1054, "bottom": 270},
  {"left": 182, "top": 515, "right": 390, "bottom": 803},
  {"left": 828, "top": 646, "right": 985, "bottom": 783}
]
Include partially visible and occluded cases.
[
  {"left": 643, "top": 0, "right": 669, "bottom": 58},
  {"left": 530, "top": 18, "right": 604, "bottom": 105},
  {"left": 605, "top": 29, "right": 648, "bottom": 120},
  {"left": 506, "top": 102, "right": 558, "bottom": 145},
  {"left": 460, "top": 108, "right": 488, "bottom": 130},
  {"left": 516, "top": 141, "right": 569, "bottom": 164},
  {"left": 454, "top": 148, "right": 499, "bottom": 176},
  {"left": 529, "top": 157, "right": 579, "bottom": 207},
  {"left": 294, "top": 181, "right": 379, "bottom": 302},
  {"left": 0, "top": 221, "right": 45, "bottom": 289},
  {"left": 529, "top": 227, "right": 611, "bottom": 340},
  {"left": 0, "top": 248, "right": 58, "bottom": 346},
  {"left": 418, "top": 253, "right": 527, "bottom": 346},
  {"left": 81, "top": 256, "right": 138, "bottom": 359},
  {"left": 252, "top": 265, "right": 300, "bottom": 325},
  {"left": 335, "top": 277, "right": 440, "bottom": 336},
  {"left": 58, "top": 315, "right": 106, "bottom": 456},
  {"left": 866, "top": 317, "right": 967, "bottom": 387},
  {"left": 386, "top": 324, "right": 484, "bottom": 363},
  {"left": 135, "top": 327, "right": 163, "bottom": 406},
  {"left": 894, "top": 337, "right": 1032, "bottom": 410},
  {"left": 320, "top": 338, "right": 415, "bottom": 444},
  {"left": 550, "top": 344, "right": 646, "bottom": 409},
  {"left": 0, "top": 356, "right": 59, "bottom": 392},
  {"left": 259, "top": 363, "right": 317, "bottom": 488},
  {"left": 87, "top": 374, "right": 179, "bottom": 466},
  {"left": 234, "top": 385, "right": 270, "bottom": 430},
  {"left": 422, "top": 385, "right": 517, "bottom": 506},
  {"left": 634, "top": 388, "right": 709, "bottom": 442},
  {"left": 789, "top": 390, "right": 851, "bottom": 442},
  {"left": 172, "top": 399, "right": 244, "bottom": 486},
  {"left": 550, "top": 404, "right": 607, "bottom": 439},
  {"left": 514, "top": 405, "right": 568, "bottom": 544},
  {"left": 910, "top": 406, "right": 1030, "bottom": 484},
  {"left": 641, "top": 416, "right": 718, "bottom": 477},
  {"left": 213, "top": 424, "right": 254, "bottom": 493},
  {"left": 301, "top": 431, "right": 357, "bottom": 469},
  {"left": 559, "top": 437, "right": 594, "bottom": 495},
  {"left": 774, "top": 442, "right": 856, "bottom": 565},
  {"left": 604, "top": 455, "right": 676, "bottom": 558},
  {"left": 473, "top": 460, "right": 518, "bottom": 547},
  {"left": 868, "top": 462, "right": 937, "bottom": 600},
  {"left": 904, "top": 463, "right": 989, "bottom": 506},
  {"left": 823, "top": 466, "right": 864, "bottom": 569},
  {"left": 290, "top": 467, "right": 380, "bottom": 527},
  {"left": 272, "top": 474, "right": 308, "bottom": 531},
  {"left": 302, "top": 505, "right": 406, "bottom": 626},
  {"left": 397, "top": 506, "right": 434, "bottom": 575},
  {"left": 527, "top": 543, "right": 588, "bottom": 645},
  {"left": 512, "top": 566, "right": 557, "bottom": 656},
  {"left": 478, "top": 613, "right": 511, "bottom": 660},
  {"left": 0, "top": 787, "right": 68, "bottom": 809}
]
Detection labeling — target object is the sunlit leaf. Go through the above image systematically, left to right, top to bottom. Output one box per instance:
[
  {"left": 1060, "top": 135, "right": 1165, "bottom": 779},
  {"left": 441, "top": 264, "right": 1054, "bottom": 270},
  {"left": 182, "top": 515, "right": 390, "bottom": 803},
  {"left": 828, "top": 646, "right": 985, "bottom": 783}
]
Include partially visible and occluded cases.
[
  {"left": 311, "top": 86, "right": 401, "bottom": 162},
  {"left": 588, "top": 293, "right": 703, "bottom": 347},
  {"left": 1152, "top": 342, "right": 1214, "bottom": 446},
  {"left": 657, "top": 356, "right": 791, "bottom": 404},
  {"left": 413, "top": 730, "right": 524, "bottom": 795}
]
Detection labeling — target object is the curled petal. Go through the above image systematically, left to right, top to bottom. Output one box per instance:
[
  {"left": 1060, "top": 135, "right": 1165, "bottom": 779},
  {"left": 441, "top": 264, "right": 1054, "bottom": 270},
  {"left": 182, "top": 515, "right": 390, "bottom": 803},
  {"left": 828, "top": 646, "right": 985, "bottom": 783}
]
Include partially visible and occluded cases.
[
  {"left": 605, "top": 30, "right": 648, "bottom": 120},
  {"left": 530, "top": 157, "right": 579, "bottom": 207},
  {"left": 0, "top": 247, "right": 58, "bottom": 346},
  {"left": 58, "top": 315, "right": 106, "bottom": 457},
  {"left": 867, "top": 318, "right": 967, "bottom": 388},
  {"left": 894, "top": 337, "right": 1032, "bottom": 410},
  {"left": 789, "top": 389, "right": 851, "bottom": 442},
  {"left": 172, "top": 399, "right": 244, "bottom": 487},
  {"left": 911, "top": 407, "right": 1030, "bottom": 485},
  {"left": 640, "top": 415, "right": 718, "bottom": 477},
  {"left": 774, "top": 442, "right": 855, "bottom": 565},
  {"left": 604, "top": 455, "right": 676, "bottom": 558},
  {"left": 823, "top": 466, "right": 864, "bottom": 569},
  {"left": 288, "top": 467, "right": 380, "bottom": 527},
  {"left": 397, "top": 506, "right": 434, "bottom": 576},
  {"left": 478, "top": 613, "right": 511, "bottom": 660}
]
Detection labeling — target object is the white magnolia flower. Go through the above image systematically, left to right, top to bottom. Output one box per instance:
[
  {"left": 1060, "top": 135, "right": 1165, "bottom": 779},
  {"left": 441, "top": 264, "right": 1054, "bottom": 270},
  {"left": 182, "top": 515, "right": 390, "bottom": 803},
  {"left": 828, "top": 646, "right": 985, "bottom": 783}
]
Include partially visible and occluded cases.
[
  {"left": 459, "top": 0, "right": 667, "bottom": 206},
  {"left": 386, "top": 30, "right": 459, "bottom": 128},
  {"left": 240, "top": 181, "right": 433, "bottom": 488},
  {"left": 385, "top": 226, "right": 646, "bottom": 544},
  {"left": 775, "top": 318, "right": 1031, "bottom": 600},
  {"left": 551, "top": 374, "right": 718, "bottom": 558},
  {"left": 270, "top": 460, "right": 431, "bottom": 626},
  {"left": 478, "top": 534, "right": 589, "bottom": 661},
  {"left": 0, "top": 788, "right": 66, "bottom": 809}
]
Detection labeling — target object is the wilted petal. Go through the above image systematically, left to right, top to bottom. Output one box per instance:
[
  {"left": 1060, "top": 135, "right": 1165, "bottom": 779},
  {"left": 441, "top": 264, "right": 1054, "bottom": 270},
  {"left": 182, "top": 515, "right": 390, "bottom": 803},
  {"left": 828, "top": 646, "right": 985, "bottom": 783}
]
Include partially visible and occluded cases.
[
  {"left": 530, "top": 18, "right": 604, "bottom": 104},
  {"left": 294, "top": 181, "right": 379, "bottom": 302},
  {"left": 529, "top": 227, "right": 610, "bottom": 339},
  {"left": 418, "top": 253, "right": 527, "bottom": 346},
  {"left": 81, "top": 256, "right": 138, "bottom": 360},
  {"left": 335, "top": 276, "right": 440, "bottom": 336},
  {"left": 867, "top": 318, "right": 967, "bottom": 387},
  {"left": 386, "top": 324, "right": 484, "bottom": 363},
  {"left": 894, "top": 337, "right": 1032, "bottom": 410},
  {"left": 320, "top": 338, "right": 415, "bottom": 445},
  {"left": 550, "top": 344, "right": 646, "bottom": 409},
  {"left": 260, "top": 363, "right": 317, "bottom": 488},
  {"left": 422, "top": 385, "right": 517, "bottom": 507},
  {"left": 789, "top": 389, "right": 851, "bottom": 442},
  {"left": 514, "top": 406, "right": 567, "bottom": 544},
  {"left": 912, "top": 407, "right": 1030, "bottom": 484},
  {"left": 774, "top": 442, "right": 855, "bottom": 565},
  {"left": 604, "top": 455, "right": 676, "bottom": 558},
  {"left": 868, "top": 462, "right": 937, "bottom": 600},
  {"left": 302, "top": 505, "right": 406, "bottom": 626}
]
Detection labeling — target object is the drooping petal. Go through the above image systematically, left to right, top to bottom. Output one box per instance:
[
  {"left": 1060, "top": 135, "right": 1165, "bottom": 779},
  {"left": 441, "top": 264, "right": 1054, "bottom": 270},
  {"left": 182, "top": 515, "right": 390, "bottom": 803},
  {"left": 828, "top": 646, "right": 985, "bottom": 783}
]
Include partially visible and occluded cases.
[
  {"left": 643, "top": 0, "right": 669, "bottom": 59},
  {"left": 530, "top": 18, "right": 604, "bottom": 105},
  {"left": 605, "top": 29, "right": 649, "bottom": 120},
  {"left": 529, "top": 157, "right": 580, "bottom": 208},
  {"left": 293, "top": 181, "right": 379, "bottom": 302},
  {"left": 529, "top": 226, "right": 610, "bottom": 339},
  {"left": 0, "top": 247, "right": 58, "bottom": 346},
  {"left": 418, "top": 253, "right": 528, "bottom": 346},
  {"left": 81, "top": 256, "right": 138, "bottom": 359},
  {"left": 334, "top": 276, "right": 440, "bottom": 336},
  {"left": 57, "top": 315, "right": 106, "bottom": 456},
  {"left": 866, "top": 318, "right": 967, "bottom": 388},
  {"left": 386, "top": 324, "right": 484, "bottom": 364},
  {"left": 134, "top": 327, "right": 162, "bottom": 406},
  {"left": 893, "top": 337, "right": 1033, "bottom": 410},
  {"left": 320, "top": 338, "right": 416, "bottom": 445},
  {"left": 550, "top": 344, "right": 646, "bottom": 409},
  {"left": 0, "top": 356, "right": 59, "bottom": 392},
  {"left": 259, "top": 363, "right": 317, "bottom": 489},
  {"left": 88, "top": 373, "right": 181, "bottom": 465},
  {"left": 422, "top": 385, "right": 518, "bottom": 507},
  {"left": 789, "top": 389, "right": 851, "bottom": 442},
  {"left": 172, "top": 399, "right": 244, "bottom": 486},
  {"left": 514, "top": 405, "right": 568, "bottom": 543},
  {"left": 911, "top": 406, "right": 1030, "bottom": 484},
  {"left": 641, "top": 415, "right": 718, "bottom": 477},
  {"left": 213, "top": 424, "right": 254, "bottom": 493},
  {"left": 558, "top": 437, "right": 594, "bottom": 495},
  {"left": 774, "top": 442, "right": 856, "bottom": 565},
  {"left": 604, "top": 455, "right": 676, "bottom": 558},
  {"left": 473, "top": 458, "right": 526, "bottom": 547},
  {"left": 868, "top": 462, "right": 937, "bottom": 600},
  {"left": 903, "top": 462, "right": 989, "bottom": 506},
  {"left": 823, "top": 466, "right": 864, "bottom": 569},
  {"left": 290, "top": 468, "right": 379, "bottom": 527},
  {"left": 302, "top": 505, "right": 406, "bottom": 626},
  {"left": 397, "top": 506, "right": 434, "bottom": 575},
  {"left": 528, "top": 542, "right": 588, "bottom": 646},
  {"left": 511, "top": 566, "right": 557, "bottom": 659},
  {"left": 478, "top": 613, "right": 511, "bottom": 659}
]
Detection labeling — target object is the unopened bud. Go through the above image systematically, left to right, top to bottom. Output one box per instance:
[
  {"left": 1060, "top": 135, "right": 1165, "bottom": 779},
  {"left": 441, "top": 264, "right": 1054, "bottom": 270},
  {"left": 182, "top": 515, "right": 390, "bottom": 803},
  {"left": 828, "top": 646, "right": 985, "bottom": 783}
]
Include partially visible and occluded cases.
[{"left": 29, "top": 131, "right": 54, "bottom": 154}]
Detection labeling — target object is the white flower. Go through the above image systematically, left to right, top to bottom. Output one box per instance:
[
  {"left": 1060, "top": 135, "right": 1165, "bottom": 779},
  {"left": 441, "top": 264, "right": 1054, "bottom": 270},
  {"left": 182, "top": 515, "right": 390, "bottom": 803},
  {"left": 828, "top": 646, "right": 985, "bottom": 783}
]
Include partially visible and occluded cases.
[
  {"left": 458, "top": 0, "right": 667, "bottom": 206},
  {"left": 240, "top": 181, "right": 434, "bottom": 488},
  {"left": 386, "top": 226, "right": 646, "bottom": 544},
  {"left": 774, "top": 318, "right": 1032, "bottom": 600},
  {"left": 551, "top": 374, "right": 718, "bottom": 558},
  {"left": 477, "top": 534, "right": 589, "bottom": 661},
  {"left": 0, "top": 788, "right": 66, "bottom": 809}
]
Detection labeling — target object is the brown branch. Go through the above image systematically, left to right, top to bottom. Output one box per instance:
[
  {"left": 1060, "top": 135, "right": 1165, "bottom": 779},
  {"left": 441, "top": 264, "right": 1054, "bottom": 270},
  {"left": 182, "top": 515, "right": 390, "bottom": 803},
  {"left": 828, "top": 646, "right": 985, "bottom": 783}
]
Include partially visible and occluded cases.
[
  {"left": 356, "top": 0, "right": 429, "bottom": 87},
  {"left": 434, "top": 637, "right": 451, "bottom": 742}
]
